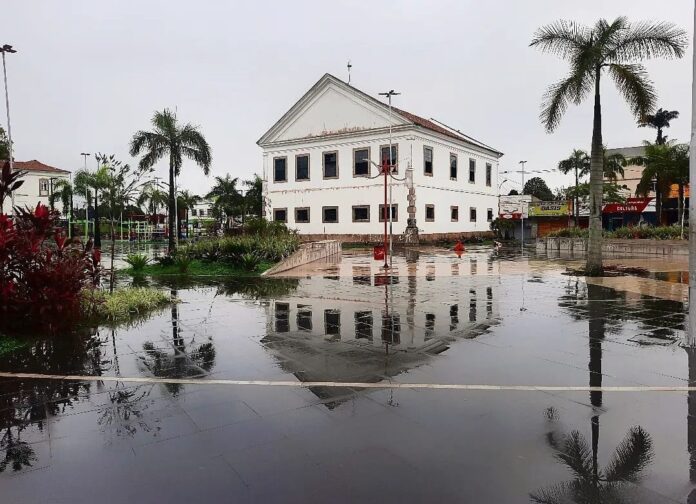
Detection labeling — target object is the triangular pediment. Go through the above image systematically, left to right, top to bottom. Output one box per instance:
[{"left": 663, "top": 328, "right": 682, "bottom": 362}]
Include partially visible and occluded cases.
[{"left": 258, "top": 74, "right": 409, "bottom": 145}]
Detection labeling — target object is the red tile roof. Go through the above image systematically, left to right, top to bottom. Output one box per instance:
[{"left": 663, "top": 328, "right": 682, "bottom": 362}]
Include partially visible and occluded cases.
[{"left": 2, "top": 159, "right": 70, "bottom": 174}]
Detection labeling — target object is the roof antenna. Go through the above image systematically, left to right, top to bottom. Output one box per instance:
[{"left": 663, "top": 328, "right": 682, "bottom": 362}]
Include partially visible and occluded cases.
[{"left": 347, "top": 60, "right": 352, "bottom": 85}]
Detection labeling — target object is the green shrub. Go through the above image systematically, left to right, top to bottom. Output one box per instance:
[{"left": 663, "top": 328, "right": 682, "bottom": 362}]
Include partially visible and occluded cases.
[
  {"left": 546, "top": 225, "right": 685, "bottom": 240},
  {"left": 178, "top": 233, "right": 300, "bottom": 265},
  {"left": 240, "top": 252, "right": 261, "bottom": 271},
  {"left": 125, "top": 253, "right": 150, "bottom": 271},
  {"left": 174, "top": 254, "right": 192, "bottom": 273},
  {"left": 82, "top": 287, "right": 172, "bottom": 323}
]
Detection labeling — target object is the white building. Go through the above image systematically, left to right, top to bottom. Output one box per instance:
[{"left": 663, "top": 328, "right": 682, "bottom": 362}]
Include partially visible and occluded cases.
[
  {"left": 257, "top": 74, "right": 503, "bottom": 241},
  {"left": 5, "top": 160, "right": 70, "bottom": 214}
]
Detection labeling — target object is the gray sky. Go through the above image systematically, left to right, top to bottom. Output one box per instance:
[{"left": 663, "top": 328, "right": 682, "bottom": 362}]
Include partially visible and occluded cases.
[{"left": 3, "top": 0, "right": 694, "bottom": 197}]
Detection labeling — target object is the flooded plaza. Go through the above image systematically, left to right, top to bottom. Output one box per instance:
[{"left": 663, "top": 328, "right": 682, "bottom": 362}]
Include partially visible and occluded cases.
[{"left": 1, "top": 246, "right": 695, "bottom": 503}]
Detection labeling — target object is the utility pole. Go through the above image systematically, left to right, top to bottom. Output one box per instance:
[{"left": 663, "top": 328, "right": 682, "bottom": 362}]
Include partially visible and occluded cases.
[
  {"left": 688, "top": 0, "right": 696, "bottom": 347},
  {"left": 1, "top": 44, "right": 17, "bottom": 211},
  {"left": 379, "top": 89, "right": 400, "bottom": 269},
  {"left": 81, "top": 152, "right": 90, "bottom": 240},
  {"left": 519, "top": 160, "right": 527, "bottom": 254}
]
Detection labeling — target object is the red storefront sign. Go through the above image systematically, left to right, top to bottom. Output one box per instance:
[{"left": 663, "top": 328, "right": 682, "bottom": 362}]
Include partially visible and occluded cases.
[{"left": 603, "top": 198, "right": 652, "bottom": 214}]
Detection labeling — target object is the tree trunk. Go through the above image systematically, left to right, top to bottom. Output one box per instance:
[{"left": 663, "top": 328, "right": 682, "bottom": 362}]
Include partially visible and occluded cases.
[
  {"left": 587, "top": 68, "right": 603, "bottom": 275},
  {"left": 657, "top": 127, "right": 664, "bottom": 145},
  {"left": 168, "top": 156, "right": 176, "bottom": 254},
  {"left": 575, "top": 167, "right": 579, "bottom": 227},
  {"left": 656, "top": 182, "right": 663, "bottom": 226},
  {"left": 680, "top": 183, "right": 685, "bottom": 238},
  {"left": 94, "top": 190, "right": 101, "bottom": 248},
  {"left": 109, "top": 218, "right": 115, "bottom": 294}
]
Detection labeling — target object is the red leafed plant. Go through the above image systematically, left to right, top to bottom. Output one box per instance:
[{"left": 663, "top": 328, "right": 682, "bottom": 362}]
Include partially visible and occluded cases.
[{"left": 0, "top": 203, "right": 100, "bottom": 331}]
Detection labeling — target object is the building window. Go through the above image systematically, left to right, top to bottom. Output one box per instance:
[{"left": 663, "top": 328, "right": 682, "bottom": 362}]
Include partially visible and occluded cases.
[
  {"left": 380, "top": 144, "right": 398, "bottom": 173},
  {"left": 424, "top": 146, "right": 433, "bottom": 176},
  {"left": 353, "top": 148, "right": 370, "bottom": 177},
  {"left": 323, "top": 151, "right": 338, "bottom": 179},
  {"left": 296, "top": 154, "right": 310, "bottom": 181},
  {"left": 450, "top": 154, "right": 457, "bottom": 180},
  {"left": 273, "top": 157, "right": 287, "bottom": 182},
  {"left": 469, "top": 159, "right": 476, "bottom": 183},
  {"left": 486, "top": 163, "right": 492, "bottom": 187},
  {"left": 39, "top": 178, "right": 50, "bottom": 196},
  {"left": 378, "top": 204, "right": 398, "bottom": 222},
  {"left": 425, "top": 204, "right": 435, "bottom": 222},
  {"left": 352, "top": 205, "right": 370, "bottom": 222},
  {"left": 322, "top": 206, "right": 338, "bottom": 223},
  {"left": 451, "top": 206, "right": 459, "bottom": 222},
  {"left": 295, "top": 207, "right": 310, "bottom": 223},
  {"left": 470, "top": 207, "right": 477, "bottom": 222},
  {"left": 207, "top": 208, "right": 213, "bottom": 217},
  {"left": 273, "top": 208, "right": 287, "bottom": 223},
  {"left": 487, "top": 208, "right": 493, "bottom": 222},
  {"left": 191, "top": 209, "right": 197, "bottom": 217},
  {"left": 275, "top": 302, "right": 289, "bottom": 333},
  {"left": 297, "top": 305, "right": 312, "bottom": 331},
  {"left": 325, "top": 309, "right": 340, "bottom": 336},
  {"left": 355, "top": 311, "right": 373, "bottom": 340},
  {"left": 381, "top": 313, "right": 401, "bottom": 344},
  {"left": 425, "top": 313, "right": 435, "bottom": 340}
]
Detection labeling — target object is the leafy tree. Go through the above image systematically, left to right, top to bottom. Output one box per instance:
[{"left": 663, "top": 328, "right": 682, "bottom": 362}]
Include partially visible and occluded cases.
[
  {"left": 531, "top": 17, "right": 686, "bottom": 275},
  {"left": 638, "top": 107, "right": 679, "bottom": 144},
  {"left": 130, "top": 109, "right": 211, "bottom": 253},
  {"left": 0, "top": 126, "right": 11, "bottom": 162},
  {"left": 558, "top": 149, "right": 590, "bottom": 225},
  {"left": 603, "top": 149, "right": 626, "bottom": 182},
  {"left": 0, "top": 162, "right": 24, "bottom": 213},
  {"left": 74, "top": 164, "right": 110, "bottom": 247},
  {"left": 206, "top": 174, "right": 241, "bottom": 228},
  {"left": 244, "top": 174, "right": 263, "bottom": 218},
  {"left": 523, "top": 176, "right": 554, "bottom": 200},
  {"left": 49, "top": 179, "right": 75, "bottom": 221},
  {"left": 568, "top": 181, "right": 627, "bottom": 204},
  {"left": 137, "top": 183, "right": 168, "bottom": 220},
  {"left": 508, "top": 189, "right": 519, "bottom": 196},
  {"left": 490, "top": 217, "right": 514, "bottom": 239}
]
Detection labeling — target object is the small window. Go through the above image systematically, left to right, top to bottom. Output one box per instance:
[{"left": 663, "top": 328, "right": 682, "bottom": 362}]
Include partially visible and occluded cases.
[
  {"left": 380, "top": 144, "right": 398, "bottom": 173},
  {"left": 424, "top": 146, "right": 433, "bottom": 176},
  {"left": 353, "top": 148, "right": 370, "bottom": 177},
  {"left": 323, "top": 151, "right": 338, "bottom": 179},
  {"left": 296, "top": 154, "right": 310, "bottom": 181},
  {"left": 450, "top": 154, "right": 457, "bottom": 180},
  {"left": 273, "top": 157, "right": 287, "bottom": 182},
  {"left": 469, "top": 158, "right": 476, "bottom": 183},
  {"left": 485, "top": 163, "right": 492, "bottom": 187},
  {"left": 39, "top": 178, "right": 50, "bottom": 196},
  {"left": 378, "top": 204, "right": 398, "bottom": 222},
  {"left": 425, "top": 204, "right": 435, "bottom": 222},
  {"left": 352, "top": 205, "right": 370, "bottom": 222},
  {"left": 322, "top": 206, "right": 338, "bottom": 223},
  {"left": 451, "top": 206, "right": 459, "bottom": 222},
  {"left": 295, "top": 207, "right": 310, "bottom": 223},
  {"left": 469, "top": 207, "right": 477, "bottom": 222},
  {"left": 273, "top": 208, "right": 287, "bottom": 223},
  {"left": 487, "top": 208, "right": 493, "bottom": 222},
  {"left": 191, "top": 209, "right": 197, "bottom": 217},
  {"left": 275, "top": 302, "right": 289, "bottom": 333},
  {"left": 297, "top": 305, "right": 312, "bottom": 331},
  {"left": 325, "top": 309, "right": 340, "bottom": 336},
  {"left": 355, "top": 311, "right": 373, "bottom": 340},
  {"left": 425, "top": 313, "right": 435, "bottom": 340}
]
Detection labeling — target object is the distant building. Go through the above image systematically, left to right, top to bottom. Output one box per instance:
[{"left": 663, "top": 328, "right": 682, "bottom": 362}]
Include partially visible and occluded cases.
[
  {"left": 257, "top": 74, "right": 503, "bottom": 241},
  {"left": 4, "top": 160, "right": 70, "bottom": 214}
]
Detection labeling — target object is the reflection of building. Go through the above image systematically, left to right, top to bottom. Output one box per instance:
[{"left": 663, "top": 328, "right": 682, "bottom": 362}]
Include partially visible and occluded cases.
[
  {"left": 257, "top": 74, "right": 503, "bottom": 241},
  {"left": 4, "top": 160, "right": 70, "bottom": 215},
  {"left": 261, "top": 256, "right": 500, "bottom": 405}
]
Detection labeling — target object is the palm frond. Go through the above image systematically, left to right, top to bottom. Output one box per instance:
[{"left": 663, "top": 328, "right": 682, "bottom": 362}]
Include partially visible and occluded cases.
[
  {"left": 530, "top": 20, "right": 590, "bottom": 59},
  {"left": 608, "top": 20, "right": 688, "bottom": 62},
  {"left": 607, "top": 63, "right": 656, "bottom": 120},
  {"left": 540, "top": 72, "right": 592, "bottom": 132},
  {"left": 152, "top": 108, "right": 178, "bottom": 137},
  {"left": 180, "top": 124, "right": 212, "bottom": 174},
  {"left": 604, "top": 426, "right": 653, "bottom": 483},
  {"left": 555, "top": 430, "right": 594, "bottom": 480},
  {"left": 529, "top": 481, "right": 573, "bottom": 504}
]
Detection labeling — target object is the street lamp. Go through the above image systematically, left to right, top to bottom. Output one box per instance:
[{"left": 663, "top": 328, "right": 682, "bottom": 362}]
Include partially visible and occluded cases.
[
  {"left": 1, "top": 44, "right": 17, "bottom": 211},
  {"left": 378, "top": 89, "right": 400, "bottom": 269},
  {"left": 81, "top": 152, "right": 90, "bottom": 240}
]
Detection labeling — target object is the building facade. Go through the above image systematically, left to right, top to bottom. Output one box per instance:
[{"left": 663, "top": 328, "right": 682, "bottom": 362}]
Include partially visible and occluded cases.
[
  {"left": 257, "top": 74, "right": 503, "bottom": 241},
  {"left": 4, "top": 160, "right": 70, "bottom": 214}
]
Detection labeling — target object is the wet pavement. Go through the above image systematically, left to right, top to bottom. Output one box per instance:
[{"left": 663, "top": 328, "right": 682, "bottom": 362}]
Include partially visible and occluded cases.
[{"left": 1, "top": 247, "right": 695, "bottom": 503}]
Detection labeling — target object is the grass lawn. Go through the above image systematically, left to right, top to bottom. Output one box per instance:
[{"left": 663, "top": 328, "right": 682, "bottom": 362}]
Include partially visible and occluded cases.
[{"left": 121, "top": 259, "right": 275, "bottom": 277}]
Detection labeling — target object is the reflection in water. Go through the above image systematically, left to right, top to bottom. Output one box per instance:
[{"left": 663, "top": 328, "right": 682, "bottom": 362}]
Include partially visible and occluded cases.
[
  {"left": 688, "top": 347, "right": 696, "bottom": 501},
  {"left": 532, "top": 413, "right": 654, "bottom": 503}
]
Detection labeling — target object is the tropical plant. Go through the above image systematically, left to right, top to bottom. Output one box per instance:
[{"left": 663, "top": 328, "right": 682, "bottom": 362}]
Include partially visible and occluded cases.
[
  {"left": 531, "top": 17, "right": 687, "bottom": 275},
  {"left": 638, "top": 107, "right": 679, "bottom": 144},
  {"left": 130, "top": 108, "right": 212, "bottom": 253},
  {"left": 0, "top": 126, "right": 11, "bottom": 162},
  {"left": 558, "top": 149, "right": 589, "bottom": 225},
  {"left": 0, "top": 161, "right": 24, "bottom": 213},
  {"left": 74, "top": 165, "right": 110, "bottom": 248},
  {"left": 206, "top": 174, "right": 241, "bottom": 228},
  {"left": 244, "top": 174, "right": 263, "bottom": 218},
  {"left": 523, "top": 176, "right": 554, "bottom": 201},
  {"left": 48, "top": 178, "right": 75, "bottom": 223},
  {"left": 136, "top": 182, "right": 168, "bottom": 219},
  {"left": 177, "top": 190, "right": 200, "bottom": 239},
  {"left": 490, "top": 217, "right": 514, "bottom": 239},
  {"left": 240, "top": 252, "right": 261, "bottom": 272},
  {"left": 125, "top": 253, "right": 150, "bottom": 271},
  {"left": 174, "top": 253, "right": 192, "bottom": 273},
  {"left": 81, "top": 287, "right": 170, "bottom": 323}
]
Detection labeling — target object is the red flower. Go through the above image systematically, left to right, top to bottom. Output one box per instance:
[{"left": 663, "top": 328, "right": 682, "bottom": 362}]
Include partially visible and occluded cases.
[{"left": 34, "top": 203, "right": 49, "bottom": 220}]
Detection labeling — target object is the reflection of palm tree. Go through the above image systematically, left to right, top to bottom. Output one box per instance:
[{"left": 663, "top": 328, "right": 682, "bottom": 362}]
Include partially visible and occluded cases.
[
  {"left": 97, "top": 384, "right": 160, "bottom": 441},
  {"left": 531, "top": 425, "right": 654, "bottom": 502},
  {"left": 0, "top": 434, "right": 36, "bottom": 472}
]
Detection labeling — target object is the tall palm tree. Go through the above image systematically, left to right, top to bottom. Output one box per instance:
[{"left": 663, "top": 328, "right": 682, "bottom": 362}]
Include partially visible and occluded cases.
[
  {"left": 531, "top": 17, "right": 686, "bottom": 275},
  {"left": 638, "top": 107, "right": 679, "bottom": 145},
  {"left": 129, "top": 109, "right": 211, "bottom": 253},
  {"left": 603, "top": 148, "right": 626, "bottom": 182},
  {"left": 558, "top": 149, "right": 589, "bottom": 226},
  {"left": 74, "top": 165, "right": 110, "bottom": 247},
  {"left": 206, "top": 174, "right": 241, "bottom": 229},
  {"left": 244, "top": 174, "right": 264, "bottom": 218},
  {"left": 49, "top": 179, "right": 74, "bottom": 221},
  {"left": 137, "top": 183, "right": 168, "bottom": 222},
  {"left": 176, "top": 190, "right": 200, "bottom": 239}
]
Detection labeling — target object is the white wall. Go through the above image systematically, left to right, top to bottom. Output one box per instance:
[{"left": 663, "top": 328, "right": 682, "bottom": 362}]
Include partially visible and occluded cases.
[{"left": 11, "top": 172, "right": 70, "bottom": 214}]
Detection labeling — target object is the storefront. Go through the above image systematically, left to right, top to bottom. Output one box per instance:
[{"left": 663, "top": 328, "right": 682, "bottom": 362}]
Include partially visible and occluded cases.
[
  {"left": 602, "top": 197, "right": 655, "bottom": 230},
  {"left": 528, "top": 201, "right": 571, "bottom": 237}
]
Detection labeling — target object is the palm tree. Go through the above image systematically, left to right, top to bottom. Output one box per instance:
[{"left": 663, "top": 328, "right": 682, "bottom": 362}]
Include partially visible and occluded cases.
[
  {"left": 531, "top": 17, "right": 686, "bottom": 275},
  {"left": 638, "top": 107, "right": 679, "bottom": 145},
  {"left": 129, "top": 109, "right": 211, "bottom": 253},
  {"left": 603, "top": 148, "right": 626, "bottom": 182},
  {"left": 558, "top": 149, "right": 589, "bottom": 226},
  {"left": 74, "top": 165, "right": 110, "bottom": 247},
  {"left": 206, "top": 174, "right": 241, "bottom": 229},
  {"left": 244, "top": 174, "right": 264, "bottom": 218},
  {"left": 49, "top": 179, "right": 74, "bottom": 220},
  {"left": 137, "top": 183, "right": 168, "bottom": 222},
  {"left": 176, "top": 190, "right": 200, "bottom": 239}
]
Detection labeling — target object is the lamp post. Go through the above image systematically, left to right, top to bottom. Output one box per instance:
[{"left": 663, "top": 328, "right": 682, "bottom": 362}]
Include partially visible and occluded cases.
[
  {"left": 1, "top": 44, "right": 17, "bottom": 211},
  {"left": 378, "top": 89, "right": 400, "bottom": 269},
  {"left": 81, "top": 152, "right": 90, "bottom": 240},
  {"left": 519, "top": 160, "right": 527, "bottom": 253}
]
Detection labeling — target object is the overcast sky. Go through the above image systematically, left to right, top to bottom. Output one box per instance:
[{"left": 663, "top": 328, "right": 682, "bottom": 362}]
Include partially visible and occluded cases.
[{"left": 3, "top": 0, "right": 694, "bottom": 196}]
